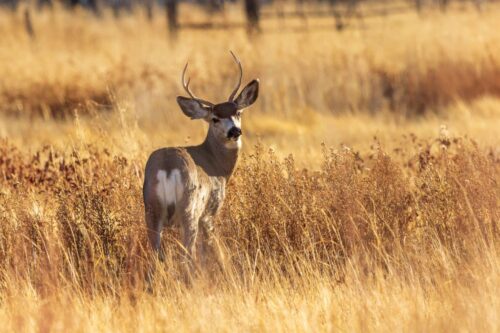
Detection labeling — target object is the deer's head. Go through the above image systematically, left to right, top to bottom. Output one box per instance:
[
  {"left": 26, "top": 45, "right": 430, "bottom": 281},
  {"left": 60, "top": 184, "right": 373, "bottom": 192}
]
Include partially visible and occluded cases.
[{"left": 177, "top": 52, "right": 259, "bottom": 148}]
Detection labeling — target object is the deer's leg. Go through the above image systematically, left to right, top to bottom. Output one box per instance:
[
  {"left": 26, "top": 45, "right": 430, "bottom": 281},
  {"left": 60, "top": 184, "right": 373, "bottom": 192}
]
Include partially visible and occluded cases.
[
  {"left": 144, "top": 204, "right": 165, "bottom": 291},
  {"left": 145, "top": 205, "right": 165, "bottom": 262},
  {"left": 179, "top": 215, "right": 199, "bottom": 283},
  {"left": 200, "top": 217, "right": 224, "bottom": 271}
]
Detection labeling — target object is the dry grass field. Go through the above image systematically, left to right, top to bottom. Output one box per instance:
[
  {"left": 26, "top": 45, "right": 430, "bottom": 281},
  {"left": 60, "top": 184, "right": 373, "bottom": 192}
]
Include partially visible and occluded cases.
[{"left": 0, "top": 2, "right": 499, "bottom": 332}]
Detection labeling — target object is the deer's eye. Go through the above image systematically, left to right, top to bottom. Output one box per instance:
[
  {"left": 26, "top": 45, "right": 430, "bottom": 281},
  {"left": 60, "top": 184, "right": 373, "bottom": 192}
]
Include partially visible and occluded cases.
[
  {"left": 236, "top": 111, "right": 242, "bottom": 117},
  {"left": 212, "top": 118, "right": 220, "bottom": 124}
]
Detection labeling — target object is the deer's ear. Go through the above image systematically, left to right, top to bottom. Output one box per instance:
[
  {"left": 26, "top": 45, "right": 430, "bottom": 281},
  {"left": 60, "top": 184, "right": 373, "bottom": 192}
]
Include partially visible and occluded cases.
[
  {"left": 234, "top": 79, "right": 259, "bottom": 110},
  {"left": 177, "top": 97, "right": 211, "bottom": 119}
]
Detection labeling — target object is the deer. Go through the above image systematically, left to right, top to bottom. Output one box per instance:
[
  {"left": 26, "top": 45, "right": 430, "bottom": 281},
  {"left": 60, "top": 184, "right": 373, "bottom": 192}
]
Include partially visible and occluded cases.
[{"left": 143, "top": 52, "right": 259, "bottom": 279}]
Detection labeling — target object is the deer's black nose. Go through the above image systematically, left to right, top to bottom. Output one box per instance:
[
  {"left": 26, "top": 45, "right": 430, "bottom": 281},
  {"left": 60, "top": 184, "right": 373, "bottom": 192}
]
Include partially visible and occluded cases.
[{"left": 227, "top": 127, "right": 242, "bottom": 139}]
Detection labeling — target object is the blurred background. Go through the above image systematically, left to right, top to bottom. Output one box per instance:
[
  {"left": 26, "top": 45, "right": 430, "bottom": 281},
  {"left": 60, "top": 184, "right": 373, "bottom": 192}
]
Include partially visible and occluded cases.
[{"left": 0, "top": 0, "right": 499, "bottom": 165}]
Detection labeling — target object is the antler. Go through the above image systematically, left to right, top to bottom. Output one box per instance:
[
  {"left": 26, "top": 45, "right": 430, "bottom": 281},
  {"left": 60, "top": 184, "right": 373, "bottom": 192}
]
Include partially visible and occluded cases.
[
  {"left": 227, "top": 51, "right": 243, "bottom": 102},
  {"left": 181, "top": 63, "right": 215, "bottom": 107}
]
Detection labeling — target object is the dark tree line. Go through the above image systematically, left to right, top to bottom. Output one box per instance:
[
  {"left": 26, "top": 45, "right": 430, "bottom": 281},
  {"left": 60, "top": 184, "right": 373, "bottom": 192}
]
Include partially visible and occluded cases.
[
  {"left": 0, "top": 0, "right": 262, "bottom": 33},
  {"left": 1, "top": 0, "right": 490, "bottom": 37}
]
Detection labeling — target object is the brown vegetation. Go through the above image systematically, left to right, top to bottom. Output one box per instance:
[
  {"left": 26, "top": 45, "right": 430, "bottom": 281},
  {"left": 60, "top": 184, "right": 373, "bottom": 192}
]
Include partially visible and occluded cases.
[{"left": 0, "top": 133, "right": 498, "bottom": 331}]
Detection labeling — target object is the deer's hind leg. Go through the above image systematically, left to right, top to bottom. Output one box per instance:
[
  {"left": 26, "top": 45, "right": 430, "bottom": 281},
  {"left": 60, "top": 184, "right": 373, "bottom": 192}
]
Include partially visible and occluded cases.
[
  {"left": 144, "top": 201, "right": 166, "bottom": 291},
  {"left": 145, "top": 204, "right": 166, "bottom": 262}
]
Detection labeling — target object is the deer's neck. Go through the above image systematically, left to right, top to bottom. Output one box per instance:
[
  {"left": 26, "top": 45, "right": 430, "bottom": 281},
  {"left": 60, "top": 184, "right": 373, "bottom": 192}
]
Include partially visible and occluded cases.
[{"left": 197, "top": 128, "right": 240, "bottom": 180}]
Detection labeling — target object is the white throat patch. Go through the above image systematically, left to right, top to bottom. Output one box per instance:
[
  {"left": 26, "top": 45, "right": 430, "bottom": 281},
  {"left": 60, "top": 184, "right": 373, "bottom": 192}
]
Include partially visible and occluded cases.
[{"left": 225, "top": 138, "right": 242, "bottom": 150}]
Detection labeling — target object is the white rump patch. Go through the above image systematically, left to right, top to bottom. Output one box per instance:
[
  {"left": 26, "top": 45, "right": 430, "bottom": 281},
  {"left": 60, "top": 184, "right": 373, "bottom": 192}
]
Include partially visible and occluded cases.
[{"left": 156, "top": 169, "right": 183, "bottom": 209}]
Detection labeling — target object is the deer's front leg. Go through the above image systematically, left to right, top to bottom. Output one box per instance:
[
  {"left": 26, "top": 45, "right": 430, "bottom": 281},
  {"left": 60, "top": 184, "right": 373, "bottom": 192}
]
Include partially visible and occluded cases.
[
  {"left": 179, "top": 215, "right": 199, "bottom": 282},
  {"left": 200, "top": 218, "right": 224, "bottom": 271}
]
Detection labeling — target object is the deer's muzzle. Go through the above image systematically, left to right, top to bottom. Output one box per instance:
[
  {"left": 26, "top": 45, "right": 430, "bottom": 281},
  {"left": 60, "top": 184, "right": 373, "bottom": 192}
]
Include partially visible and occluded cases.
[{"left": 227, "top": 127, "right": 242, "bottom": 139}]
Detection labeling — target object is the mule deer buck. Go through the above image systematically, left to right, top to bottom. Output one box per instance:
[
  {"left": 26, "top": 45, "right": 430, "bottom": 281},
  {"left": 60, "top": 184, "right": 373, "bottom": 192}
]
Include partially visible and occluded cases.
[{"left": 143, "top": 52, "right": 259, "bottom": 277}]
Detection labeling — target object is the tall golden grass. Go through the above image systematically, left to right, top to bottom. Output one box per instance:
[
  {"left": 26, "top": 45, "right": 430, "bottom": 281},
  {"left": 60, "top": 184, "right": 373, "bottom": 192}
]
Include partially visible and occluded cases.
[
  {"left": 0, "top": 3, "right": 499, "bottom": 332},
  {"left": 0, "top": 134, "right": 498, "bottom": 331}
]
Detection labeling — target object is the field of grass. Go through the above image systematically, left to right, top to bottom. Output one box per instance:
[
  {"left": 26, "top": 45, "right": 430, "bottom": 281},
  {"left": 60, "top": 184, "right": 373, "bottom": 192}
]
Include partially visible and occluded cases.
[{"left": 0, "top": 3, "right": 499, "bottom": 332}]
